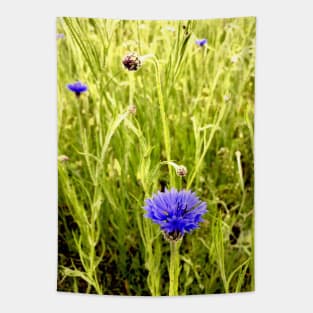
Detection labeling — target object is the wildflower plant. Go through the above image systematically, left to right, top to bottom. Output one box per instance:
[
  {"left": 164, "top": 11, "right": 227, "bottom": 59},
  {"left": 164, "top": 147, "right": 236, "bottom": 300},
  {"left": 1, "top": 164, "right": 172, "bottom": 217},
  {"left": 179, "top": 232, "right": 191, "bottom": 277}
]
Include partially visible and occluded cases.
[
  {"left": 57, "top": 17, "right": 255, "bottom": 296},
  {"left": 195, "top": 38, "right": 208, "bottom": 47},
  {"left": 122, "top": 52, "right": 142, "bottom": 71},
  {"left": 67, "top": 81, "right": 88, "bottom": 97},
  {"left": 144, "top": 188, "right": 207, "bottom": 295},
  {"left": 144, "top": 188, "right": 207, "bottom": 241}
]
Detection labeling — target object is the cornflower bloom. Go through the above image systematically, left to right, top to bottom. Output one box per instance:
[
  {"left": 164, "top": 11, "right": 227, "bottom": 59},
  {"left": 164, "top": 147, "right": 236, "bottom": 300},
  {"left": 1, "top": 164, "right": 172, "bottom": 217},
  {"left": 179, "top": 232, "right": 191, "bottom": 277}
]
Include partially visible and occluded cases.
[
  {"left": 195, "top": 38, "right": 208, "bottom": 47},
  {"left": 67, "top": 81, "right": 88, "bottom": 97},
  {"left": 144, "top": 188, "right": 207, "bottom": 241}
]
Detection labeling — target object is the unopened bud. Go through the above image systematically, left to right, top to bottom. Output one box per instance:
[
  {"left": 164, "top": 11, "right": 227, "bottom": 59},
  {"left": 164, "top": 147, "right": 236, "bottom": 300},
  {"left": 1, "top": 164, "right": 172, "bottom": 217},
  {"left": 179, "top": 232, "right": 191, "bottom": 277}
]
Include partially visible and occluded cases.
[
  {"left": 122, "top": 52, "right": 142, "bottom": 71},
  {"left": 128, "top": 104, "right": 137, "bottom": 115},
  {"left": 58, "top": 155, "right": 69, "bottom": 163},
  {"left": 176, "top": 165, "right": 187, "bottom": 177}
]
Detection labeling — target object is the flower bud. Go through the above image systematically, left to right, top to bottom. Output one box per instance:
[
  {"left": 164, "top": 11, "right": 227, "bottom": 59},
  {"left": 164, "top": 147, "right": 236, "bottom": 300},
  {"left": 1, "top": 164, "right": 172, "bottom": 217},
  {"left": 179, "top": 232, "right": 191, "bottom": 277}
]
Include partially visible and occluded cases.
[
  {"left": 122, "top": 52, "right": 142, "bottom": 71},
  {"left": 128, "top": 104, "right": 137, "bottom": 115},
  {"left": 58, "top": 155, "right": 69, "bottom": 163},
  {"left": 176, "top": 165, "right": 187, "bottom": 177}
]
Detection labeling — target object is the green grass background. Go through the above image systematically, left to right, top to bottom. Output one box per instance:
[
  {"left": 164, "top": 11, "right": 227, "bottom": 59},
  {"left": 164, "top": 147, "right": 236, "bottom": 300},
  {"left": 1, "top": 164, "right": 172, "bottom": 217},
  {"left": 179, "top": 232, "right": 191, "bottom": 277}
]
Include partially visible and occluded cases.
[{"left": 57, "top": 16, "right": 255, "bottom": 295}]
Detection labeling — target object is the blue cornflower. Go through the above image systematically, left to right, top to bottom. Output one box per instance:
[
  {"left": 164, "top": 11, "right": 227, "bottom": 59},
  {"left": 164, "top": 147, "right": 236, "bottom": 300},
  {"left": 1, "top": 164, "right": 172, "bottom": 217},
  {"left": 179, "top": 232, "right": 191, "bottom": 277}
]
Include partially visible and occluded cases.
[
  {"left": 195, "top": 38, "right": 207, "bottom": 47},
  {"left": 67, "top": 81, "right": 88, "bottom": 97},
  {"left": 144, "top": 188, "right": 207, "bottom": 241}
]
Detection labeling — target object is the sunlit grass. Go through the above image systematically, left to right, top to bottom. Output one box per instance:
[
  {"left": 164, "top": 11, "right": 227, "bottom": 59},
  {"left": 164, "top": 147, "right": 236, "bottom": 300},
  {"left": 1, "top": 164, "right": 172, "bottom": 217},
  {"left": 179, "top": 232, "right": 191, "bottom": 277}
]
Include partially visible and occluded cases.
[{"left": 57, "top": 16, "right": 255, "bottom": 295}]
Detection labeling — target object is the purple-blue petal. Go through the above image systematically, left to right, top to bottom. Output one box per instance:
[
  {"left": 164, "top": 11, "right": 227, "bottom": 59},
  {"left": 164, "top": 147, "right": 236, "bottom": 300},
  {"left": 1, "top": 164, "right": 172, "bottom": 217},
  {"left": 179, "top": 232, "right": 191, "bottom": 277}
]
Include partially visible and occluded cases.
[
  {"left": 195, "top": 38, "right": 208, "bottom": 47},
  {"left": 67, "top": 81, "right": 88, "bottom": 94},
  {"left": 143, "top": 188, "right": 207, "bottom": 238}
]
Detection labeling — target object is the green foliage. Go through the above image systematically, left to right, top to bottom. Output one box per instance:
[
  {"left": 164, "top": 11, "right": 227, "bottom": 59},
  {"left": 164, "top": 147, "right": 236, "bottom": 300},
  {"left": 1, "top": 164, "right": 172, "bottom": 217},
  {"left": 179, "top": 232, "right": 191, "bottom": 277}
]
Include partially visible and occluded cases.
[{"left": 57, "top": 16, "right": 255, "bottom": 295}]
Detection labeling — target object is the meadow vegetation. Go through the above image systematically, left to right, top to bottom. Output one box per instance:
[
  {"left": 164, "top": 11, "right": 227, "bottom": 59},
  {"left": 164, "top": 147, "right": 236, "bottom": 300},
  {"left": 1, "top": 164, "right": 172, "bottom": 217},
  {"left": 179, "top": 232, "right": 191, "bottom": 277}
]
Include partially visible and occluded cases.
[{"left": 57, "top": 16, "right": 255, "bottom": 295}]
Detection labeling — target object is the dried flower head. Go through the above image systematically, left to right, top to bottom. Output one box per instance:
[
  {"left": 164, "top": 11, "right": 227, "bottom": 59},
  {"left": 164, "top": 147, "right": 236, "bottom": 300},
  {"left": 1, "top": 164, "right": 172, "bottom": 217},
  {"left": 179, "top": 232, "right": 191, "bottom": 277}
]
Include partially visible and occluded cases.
[
  {"left": 195, "top": 38, "right": 208, "bottom": 47},
  {"left": 122, "top": 52, "right": 142, "bottom": 71},
  {"left": 231, "top": 54, "right": 239, "bottom": 63},
  {"left": 67, "top": 81, "right": 88, "bottom": 97},
  {"left": 223, "top": 94, "right": 231, "bottom": 102},
  {"left": 128, "top": 104, "right": 137, "bottom": 115},
  {"left": 58, "top": 155, "right": 69, "bottom": 163},
  {"left": 176, "top": 165, "right": 187, "bottom": 177},
  {"left": 144, "top": 188, "right": 207, "bottom": 241}
]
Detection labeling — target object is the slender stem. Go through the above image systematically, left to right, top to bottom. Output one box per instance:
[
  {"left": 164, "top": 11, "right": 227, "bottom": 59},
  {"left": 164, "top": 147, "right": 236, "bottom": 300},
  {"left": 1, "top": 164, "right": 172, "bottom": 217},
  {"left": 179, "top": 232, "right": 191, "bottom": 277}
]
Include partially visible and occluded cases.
[
  {"left": 151, "top": 58, "right": 174, "bottom": 186},
  {"left": 128, "top": 71, "right": 135, "bottom": 105},
  {"left": 75, "top": 97, "right": 84, "bottom": 135},
  {"left": 75, "top": 98, "right": 102, "bottom": 295},
  {"left": 187, "top": 101, "right": 227, "bottom": 189},
  {"left": 235, "top": 150, "right": 244, "bottom": 192},
  {"left": 178, "top": 177, "right": 182, "bottom": 190},
  {"left": 169, "top": 240, "right": 180, "bottom": 296}
]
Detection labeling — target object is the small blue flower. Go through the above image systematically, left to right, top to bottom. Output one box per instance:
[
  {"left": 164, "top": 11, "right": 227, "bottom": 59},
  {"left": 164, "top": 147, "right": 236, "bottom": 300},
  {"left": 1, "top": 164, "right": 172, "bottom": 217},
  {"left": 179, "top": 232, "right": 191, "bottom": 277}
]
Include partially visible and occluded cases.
[
  {"left": 195, "top": 38, "right": 208, "bottom": 47},
  {"left": 67, "top": 81, "right": 88, "bottom": 97},
  {"left": 144, "top": 188, "right": 207, "bottom": 241}
]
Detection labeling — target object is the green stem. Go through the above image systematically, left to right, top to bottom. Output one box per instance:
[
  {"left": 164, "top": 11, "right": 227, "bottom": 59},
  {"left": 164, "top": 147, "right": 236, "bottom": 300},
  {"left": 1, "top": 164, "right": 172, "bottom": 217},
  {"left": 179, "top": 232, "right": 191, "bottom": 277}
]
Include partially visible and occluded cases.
[
  {"left": 151, "top": 57, "right": 174, "bottom": 187},
  {"left": 128, "top": 71, "right": 135, "bottom": 105},
  {"left": 75, "top": 98, "right": 84, "bottom": 138},
  {"left": 187, "top": 101, "right": 227, "bottom": 189},
  {"left": 178, "top": 177, "right": 182, "bottom": 190},
  {"left": 169, "top": 240, "right": 180, "bottom": 296}
]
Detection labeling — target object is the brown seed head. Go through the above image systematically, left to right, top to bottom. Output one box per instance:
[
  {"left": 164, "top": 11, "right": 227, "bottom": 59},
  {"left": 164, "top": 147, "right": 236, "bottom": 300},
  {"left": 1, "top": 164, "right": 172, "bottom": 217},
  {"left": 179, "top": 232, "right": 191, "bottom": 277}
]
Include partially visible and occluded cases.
[{"left": 122, "top": 52, "right": 142, "bottom": 71}]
